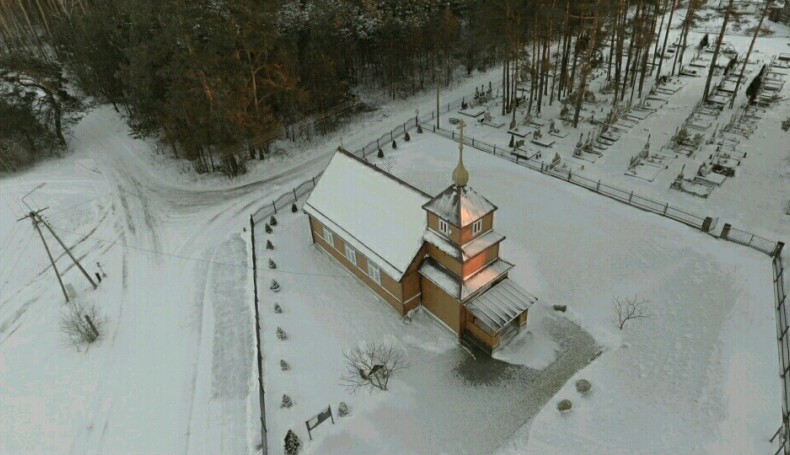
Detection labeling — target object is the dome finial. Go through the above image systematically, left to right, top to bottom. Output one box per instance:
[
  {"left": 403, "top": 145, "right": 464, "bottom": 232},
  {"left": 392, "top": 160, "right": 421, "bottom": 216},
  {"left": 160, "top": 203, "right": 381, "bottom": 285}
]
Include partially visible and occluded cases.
[{"left": 452, "top": 119, "right": 469, "bottom": 187}]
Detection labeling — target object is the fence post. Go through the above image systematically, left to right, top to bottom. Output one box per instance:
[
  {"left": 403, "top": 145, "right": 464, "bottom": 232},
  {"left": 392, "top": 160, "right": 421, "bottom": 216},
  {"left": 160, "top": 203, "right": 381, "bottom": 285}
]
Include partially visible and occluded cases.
[
  {"left": 390, "top": 130, "right": 393, "bottom": 141},
  {"left": 452, "top": 131, "right": 455, "bottom": 140},
  {"left": 377, "top": 138, "right": 380, "bottom": 148},
  {"left": 472, "top": 138, "right": 475, "bottom": 147},
  {"left": 493, "top": 145, "right": 496, "bottom": 155},
  {"left": 540, "top": 162, "right": 544, "bottom": 173},
  {"left": 568, "top": 170, "right": 572, "bottom": 181},
  {"left": 312, "top": 177, "right": 316, "bottom": 186},
  {"left": 596, "top": 180, "right": 601, "bottom": 192},
  {"left": 292, "top": 188, "right": 297, "bottom": 200},
  {"left": 628, "top": 191, "right": 633, "bottom": 203},
  {"left": 271, "top": 201, "right": 277, "bottom": 214},
  {"left": 663, "top": 203, "right": 669, "bottom": 215},
  {"left": 701, "top": 217, "right": 713, "bottom": 232},
  {"left": 720, "top": 223, "right": 731, "bottom": 239}
]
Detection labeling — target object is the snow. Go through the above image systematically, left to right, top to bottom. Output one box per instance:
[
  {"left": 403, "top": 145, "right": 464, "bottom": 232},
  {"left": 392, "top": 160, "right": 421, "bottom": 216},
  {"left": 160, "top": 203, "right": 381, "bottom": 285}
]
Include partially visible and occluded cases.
[
  {"left": 1, "top": 5, "right": 787, "bottom": 452},
  {"left": 1, "top": 63, "right": 510, "bottom": 455},
  {"left": 385, "top": 130, "right": 780, "bottom": 454},
  {"left": 304, "top": 149, "right": 430, "bottom": 280},
  {"left": 423, "top": 184, "right": 497, "bottom": 228},
  {"left": 423, "top": 228, "right": 506, "bottom": 261},
  {"left": 467, "top": 279, "right": 536, "bottom": 331}
]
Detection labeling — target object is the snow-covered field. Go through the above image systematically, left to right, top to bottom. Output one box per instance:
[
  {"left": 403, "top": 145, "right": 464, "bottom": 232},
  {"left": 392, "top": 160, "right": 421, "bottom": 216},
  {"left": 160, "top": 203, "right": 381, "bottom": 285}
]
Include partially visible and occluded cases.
[
  {"left": 1, "top": 4, "right": 788, "bottom": 453},
  {"left": 0, "top": 72, "right": 507, "bottom": 453},
  {"left": 257, "top": 130, "right": 779, "bottom": 454}
]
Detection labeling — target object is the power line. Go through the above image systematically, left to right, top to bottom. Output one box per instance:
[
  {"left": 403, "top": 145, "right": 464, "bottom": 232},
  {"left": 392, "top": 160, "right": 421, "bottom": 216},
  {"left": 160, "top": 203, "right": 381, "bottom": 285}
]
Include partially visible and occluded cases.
[{"left": 46, "top": 224, "right": 347, "bottom": 278}]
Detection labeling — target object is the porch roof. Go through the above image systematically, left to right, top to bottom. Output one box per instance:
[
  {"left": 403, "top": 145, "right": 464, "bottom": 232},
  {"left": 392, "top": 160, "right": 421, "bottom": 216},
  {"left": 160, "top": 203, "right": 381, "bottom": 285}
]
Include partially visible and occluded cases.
[{"left": 467, "top": 279, "right": 537, "bottom": 333}]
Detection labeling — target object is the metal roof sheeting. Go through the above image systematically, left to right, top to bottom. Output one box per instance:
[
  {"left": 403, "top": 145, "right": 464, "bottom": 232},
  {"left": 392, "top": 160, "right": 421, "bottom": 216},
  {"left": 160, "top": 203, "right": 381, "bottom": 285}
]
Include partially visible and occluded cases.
[
  {"left": 422, "top": 185, "right": 497, "bottom": 227},
  {"left": 467, "top": 280, "right": 537, "bottom": 333}
]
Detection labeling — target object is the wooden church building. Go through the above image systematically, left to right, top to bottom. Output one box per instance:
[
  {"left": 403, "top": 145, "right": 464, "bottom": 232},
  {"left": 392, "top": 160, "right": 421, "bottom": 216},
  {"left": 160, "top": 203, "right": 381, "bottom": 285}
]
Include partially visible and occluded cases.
[{"left": 303, "top": 132, "right": 537, "bottom": 351}]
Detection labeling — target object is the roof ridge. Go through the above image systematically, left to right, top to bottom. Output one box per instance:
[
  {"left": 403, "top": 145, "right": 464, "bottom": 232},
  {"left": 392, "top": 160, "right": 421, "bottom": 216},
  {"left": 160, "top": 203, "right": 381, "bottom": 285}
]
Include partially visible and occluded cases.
[{"left": 336, "top": 148, "right": 432, "bottom": 198}]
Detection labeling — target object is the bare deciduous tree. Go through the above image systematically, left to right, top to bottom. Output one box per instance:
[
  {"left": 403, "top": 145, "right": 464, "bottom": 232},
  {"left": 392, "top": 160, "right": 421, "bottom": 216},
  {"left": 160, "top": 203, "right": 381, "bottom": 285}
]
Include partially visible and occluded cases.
[
  {"left": 381, "top": 157, "right": 396, "bottom": 173},
  {"left": 612, "top": 296, "right": 649, "bottom": 330},
  {"left": 61, "top": 301, "right": 106, "bottom": 346},
  {"left": 340, "top": 342, "right": 408, "bottom": 393}
]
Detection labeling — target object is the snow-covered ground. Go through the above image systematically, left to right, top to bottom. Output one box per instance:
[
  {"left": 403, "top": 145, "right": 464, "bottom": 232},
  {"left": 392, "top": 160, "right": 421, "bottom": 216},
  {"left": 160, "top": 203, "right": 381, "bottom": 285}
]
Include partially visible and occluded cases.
[
  {"left": 1, "top": 3, "right": 787, "bottom": 452},
  {"left": 0, "top": 70, "right": 506, "bottom": 454},
  {"left": 256, "top": 129, "right": 779, "bottom": 453}
]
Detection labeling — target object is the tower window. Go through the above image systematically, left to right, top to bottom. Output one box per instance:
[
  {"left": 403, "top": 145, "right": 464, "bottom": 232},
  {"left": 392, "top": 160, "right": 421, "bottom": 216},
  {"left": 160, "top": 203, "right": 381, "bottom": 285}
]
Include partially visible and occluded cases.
[
  {"left": 438, "top": 219, "right": 451, "bottom": 236},
  {"left": 472, "top": 219, "right": 483, "bottom": 235}
]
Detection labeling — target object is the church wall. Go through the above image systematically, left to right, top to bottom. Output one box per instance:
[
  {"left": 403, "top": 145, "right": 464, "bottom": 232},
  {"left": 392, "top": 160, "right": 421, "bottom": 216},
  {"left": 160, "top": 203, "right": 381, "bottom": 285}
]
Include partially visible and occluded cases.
[
  {"left": 427, "top": 212, "right": 461, "bottom": 245},
  {"left": 459, "top": 212, "right": 494, "bottom": 244},
  {"left": 309, "top": 216, "right": 405, "bottom": 314},
  {"left": 425, "top": 243, "right": 462, "bottom": 277},
  {"left": 462, "top": 243, "right": 500, "bottom": 279},
  {"left": 421, "top": 277, "right": 464, "bottom": 335}
]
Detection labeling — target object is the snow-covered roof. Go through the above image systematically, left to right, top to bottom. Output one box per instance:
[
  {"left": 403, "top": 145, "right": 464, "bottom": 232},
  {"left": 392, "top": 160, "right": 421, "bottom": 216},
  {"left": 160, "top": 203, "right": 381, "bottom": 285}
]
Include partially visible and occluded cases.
[
  {"left": 304, "top": 149, "right": 431, "bottom": 281},
  {"left": 422, "top": 184, "right": 497, "bottom": 228},
  {"left": 423, "top": 229, "right": 506, "bottom": 261},
  {"left": 419, "top": 257, "right": 513, "bottom": 302},
  {"left": 467, "top": 279, "right": 537, "bottom": 333}
]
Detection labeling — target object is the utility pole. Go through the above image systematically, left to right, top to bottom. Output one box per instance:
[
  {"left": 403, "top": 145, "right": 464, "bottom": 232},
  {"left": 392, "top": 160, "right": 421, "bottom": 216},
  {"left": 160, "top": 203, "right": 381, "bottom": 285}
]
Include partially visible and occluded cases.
[
  {"left": 703, "top": 0, "right": 734, "bottom": 102},
  {"left": 731, "top": 0, "right": 771, "bottom": 108},
  {"left": 18, "top": 185, "right": 97, "bottom": 299},
  {"left": 18, "top": 209, "right": 69, "bottom": 302},
  {"left": 38, "top": 215, "right": 97, "bottom": 289}
]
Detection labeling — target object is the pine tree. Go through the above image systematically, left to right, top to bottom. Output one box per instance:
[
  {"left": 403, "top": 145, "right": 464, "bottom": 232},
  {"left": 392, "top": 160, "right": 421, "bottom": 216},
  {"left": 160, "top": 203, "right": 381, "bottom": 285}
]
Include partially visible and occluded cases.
[
  {"left": 746, "top": 65, "right": 765, "bottom": 103},
  {"left": 391, "top": 140, "right": 397, "bottom": 149},
  {"left": 377, "top": 148, "right": 384, "bottom": 158},
  {"left": 291, "top": 203, "right": 298, "bottom": 213},
  {"left": 270, "top": 215, "right": 278, "bottom": 226},
  {"left": 266, "top": 240, "right": 274, "bottom": 250},
  {"left": 269, "top": 258, "right": 277, "bottom": 269},
  {"left": 284, "top": 429, "right": 301, "bottom": 454}
]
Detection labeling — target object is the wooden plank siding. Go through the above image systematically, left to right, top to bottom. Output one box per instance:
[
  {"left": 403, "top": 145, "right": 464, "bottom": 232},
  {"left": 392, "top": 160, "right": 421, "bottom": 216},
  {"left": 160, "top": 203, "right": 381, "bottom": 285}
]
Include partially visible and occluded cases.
[
  {"left": 426, "top": 212, "right": 461, "bottom": 245},
  {"left": 459, "top": 213, "right": 494, "bottom": 245},
  {"left": 309, "top": 215, "right": 409, "bottom": 315},
  {"left": 425, "top": 243, "right": 462, "bottom": 276},
  {"left": 462, "top": 243, "right": 500, "bottom": 279},
  {"left": 421, "top": 276, "right": 465, "bottom": 335},
  {"left": 465, "top": 317, "right": 501, "bottom": 350}
]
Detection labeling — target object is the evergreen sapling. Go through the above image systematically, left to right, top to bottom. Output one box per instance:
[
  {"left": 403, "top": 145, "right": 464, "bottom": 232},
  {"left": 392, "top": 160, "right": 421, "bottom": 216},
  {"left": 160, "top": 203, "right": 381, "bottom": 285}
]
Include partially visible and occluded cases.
[{"left": 284, "top": 429, "right": 301, "bottom": 454}]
